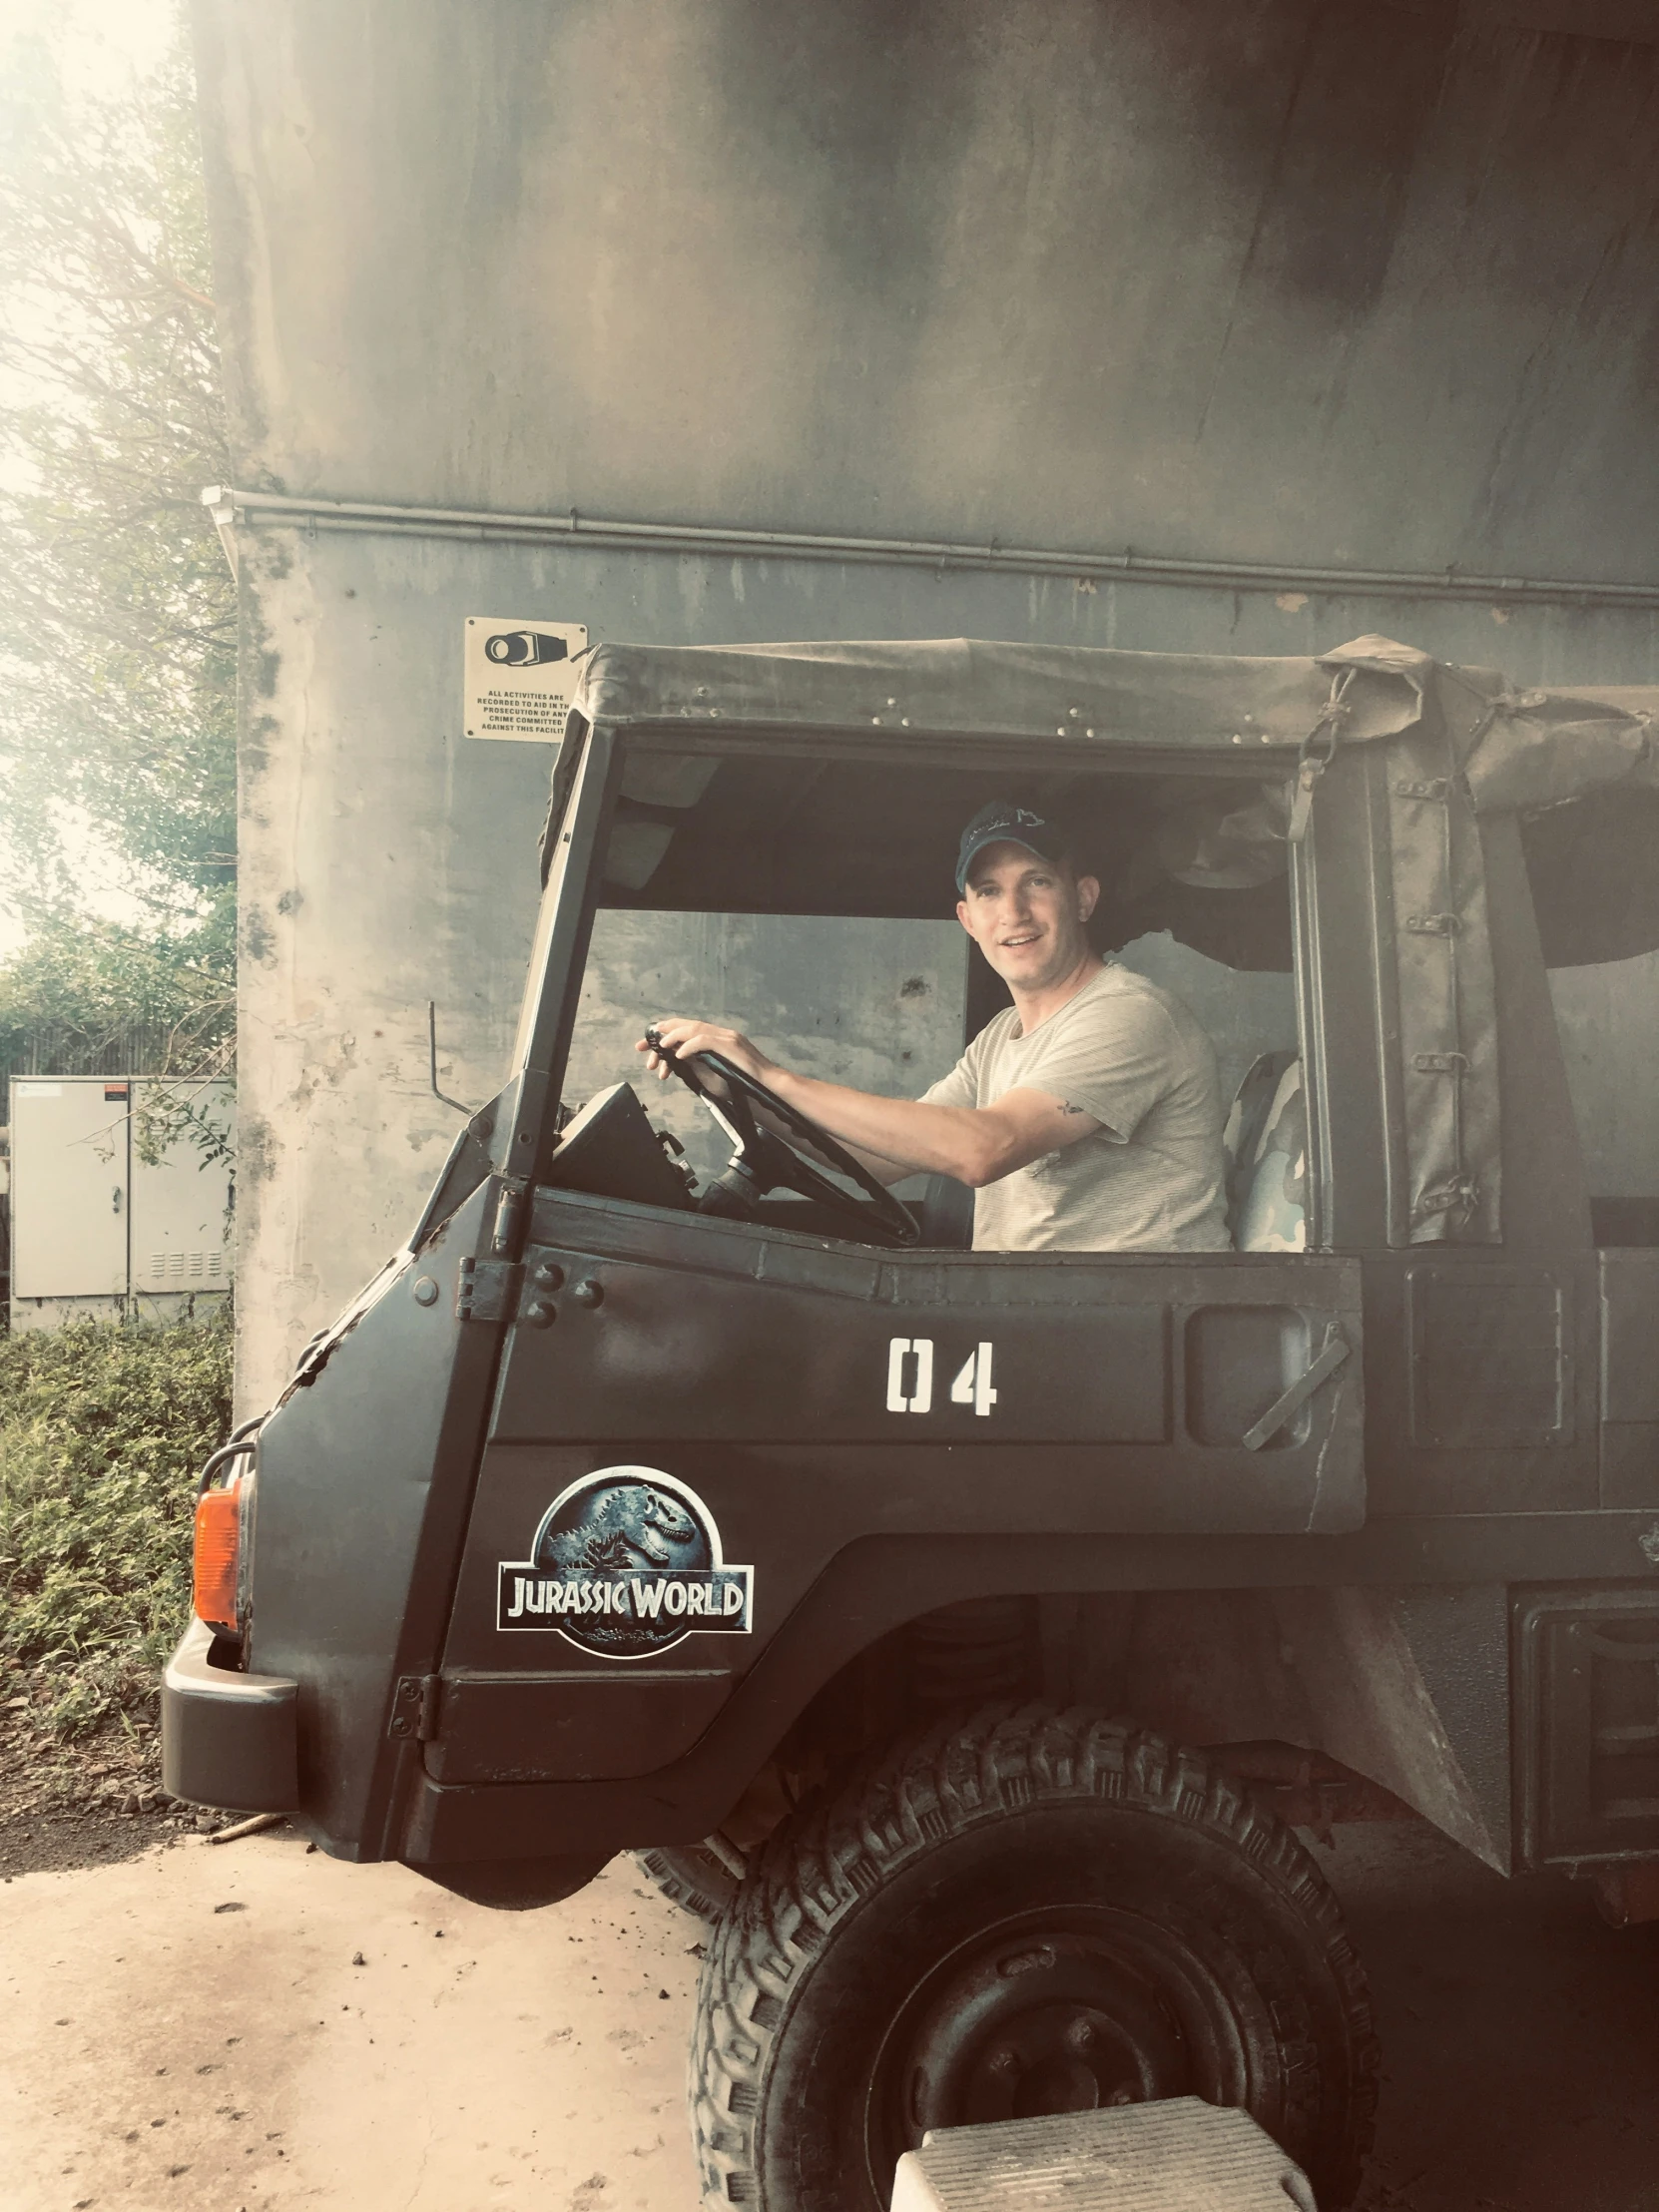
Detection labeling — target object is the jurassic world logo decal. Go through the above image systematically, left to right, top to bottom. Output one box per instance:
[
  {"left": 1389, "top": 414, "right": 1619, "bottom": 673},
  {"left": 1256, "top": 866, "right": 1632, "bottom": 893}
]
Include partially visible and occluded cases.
[{"left": 496, "top": 1466, "right": 754, "bottom": 1660}]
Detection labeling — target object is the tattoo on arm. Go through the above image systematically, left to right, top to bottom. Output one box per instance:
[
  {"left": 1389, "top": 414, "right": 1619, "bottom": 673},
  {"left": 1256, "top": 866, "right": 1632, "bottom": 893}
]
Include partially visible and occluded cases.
[{"left": 1058, "top": 1101, "right": 1088, "bottom": 1115}]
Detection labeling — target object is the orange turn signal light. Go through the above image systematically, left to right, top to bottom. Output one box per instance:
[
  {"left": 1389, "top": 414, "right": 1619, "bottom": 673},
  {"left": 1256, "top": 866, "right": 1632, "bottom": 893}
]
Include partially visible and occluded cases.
[{"left": 193, "top": 1475, "right": 244, "bottom": 1632}]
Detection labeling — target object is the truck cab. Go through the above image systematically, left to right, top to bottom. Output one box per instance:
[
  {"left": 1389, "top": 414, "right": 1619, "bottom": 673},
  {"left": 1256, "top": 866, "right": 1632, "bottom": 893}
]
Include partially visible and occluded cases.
[{"left": 165, "top": 633, "right": 1659, "bottom": 2212}]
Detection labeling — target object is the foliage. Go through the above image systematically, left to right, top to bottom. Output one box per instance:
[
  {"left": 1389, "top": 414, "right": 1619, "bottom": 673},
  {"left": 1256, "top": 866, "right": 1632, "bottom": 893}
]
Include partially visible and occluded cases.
[
  {"left": 0, "top": 8, "right": 235, "bottom": 1068},
  {"left": 0, "top": 901, "right": 234, "bottom": 1081},
  {"left": 0, "top": 907, "right": 241, "bottom": 1090},
  {"left": 0, "top": 1309, "right": 232, "bottom": 1738}
]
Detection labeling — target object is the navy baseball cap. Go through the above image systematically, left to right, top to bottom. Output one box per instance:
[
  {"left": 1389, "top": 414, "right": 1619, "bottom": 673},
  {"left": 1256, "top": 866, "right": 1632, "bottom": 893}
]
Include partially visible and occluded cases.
[{"left": 954, "top": 802, "right": 1067, "bottom": 894}]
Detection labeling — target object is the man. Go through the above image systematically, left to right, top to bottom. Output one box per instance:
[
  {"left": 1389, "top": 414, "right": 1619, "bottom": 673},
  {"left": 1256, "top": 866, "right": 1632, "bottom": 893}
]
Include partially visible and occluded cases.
[{"left": 639, "top": 800, "right": 1230, "bottom": 1253}]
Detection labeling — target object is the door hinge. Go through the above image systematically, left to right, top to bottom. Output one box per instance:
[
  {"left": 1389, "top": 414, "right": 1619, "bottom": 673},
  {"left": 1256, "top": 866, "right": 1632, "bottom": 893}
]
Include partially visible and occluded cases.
[
  {"left": 455, "top": 1256, "right": 523, "bottom": 1322},
  {"left": 388, "top": 1674, "right": 441, "bottom": 1742}
]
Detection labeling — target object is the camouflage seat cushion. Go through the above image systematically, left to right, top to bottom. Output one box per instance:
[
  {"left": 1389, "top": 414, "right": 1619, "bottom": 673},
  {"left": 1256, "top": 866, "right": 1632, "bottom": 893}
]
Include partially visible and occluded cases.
[{"left": 1226, "top": 1053, "right": 1307, "bottom": 1253}]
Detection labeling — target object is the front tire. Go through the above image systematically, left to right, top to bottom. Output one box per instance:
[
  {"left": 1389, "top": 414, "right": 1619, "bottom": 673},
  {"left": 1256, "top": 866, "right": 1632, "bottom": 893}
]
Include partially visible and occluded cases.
[
  {"left": 690, "top": 1706, "right": 1377, "bottom": 2211},
  {"left": 636, "top": 1842, "right": 742, "bottom": 1921}
]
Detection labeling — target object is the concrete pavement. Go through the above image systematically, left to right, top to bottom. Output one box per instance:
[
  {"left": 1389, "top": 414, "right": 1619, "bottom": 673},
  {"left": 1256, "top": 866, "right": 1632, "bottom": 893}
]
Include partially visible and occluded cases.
[
  {"left": 3, "top": 1820, "right": 1659, "bottom": 2212},
  {"left": 0, "top": 1831, "right": 700, "bottom": 2212}
]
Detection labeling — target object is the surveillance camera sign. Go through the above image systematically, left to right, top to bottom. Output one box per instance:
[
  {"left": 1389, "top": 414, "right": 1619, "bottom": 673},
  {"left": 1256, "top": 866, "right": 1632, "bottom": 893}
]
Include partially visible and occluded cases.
[{"left": 463, "top": 618, "right": 589, "bottom": 742}]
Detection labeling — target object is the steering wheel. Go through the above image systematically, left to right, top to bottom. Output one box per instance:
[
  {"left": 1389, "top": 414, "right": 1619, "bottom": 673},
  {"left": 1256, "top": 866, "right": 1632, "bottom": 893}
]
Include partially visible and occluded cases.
[{"left": 644, "top": 1028, "right": 918, "bottom": 1248}]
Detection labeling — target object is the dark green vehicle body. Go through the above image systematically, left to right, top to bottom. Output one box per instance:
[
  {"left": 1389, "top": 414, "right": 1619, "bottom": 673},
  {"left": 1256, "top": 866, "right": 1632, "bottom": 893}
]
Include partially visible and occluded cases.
[{"left": 165, "top": 633, "right": 1659, "bottom": 2048}]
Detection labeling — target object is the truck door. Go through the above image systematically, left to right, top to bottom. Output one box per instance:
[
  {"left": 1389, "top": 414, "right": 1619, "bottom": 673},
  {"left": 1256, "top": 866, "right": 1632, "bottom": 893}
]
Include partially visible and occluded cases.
[
  {"left": 429, "top": 736, "right": 1361, "bottom": 1783},
  {"left": 481, "top": 1203, "right": 1364, "bottom": 1540},
  {"left": 428, "top": 1207, "right": 1363, "bottom": 1786}
]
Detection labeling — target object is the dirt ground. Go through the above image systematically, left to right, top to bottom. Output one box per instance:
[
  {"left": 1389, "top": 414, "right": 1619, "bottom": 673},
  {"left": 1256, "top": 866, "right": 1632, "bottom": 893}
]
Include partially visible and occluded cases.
[
  {"left": 0, "top": 1706, "right": 221, "bottom": 1878},
  {"left": 1, "top": 1819, "right": 1657, "bottom": 2212},
  {"left": 0, "top": 1827, "right": 703, "bottom": 2212}
]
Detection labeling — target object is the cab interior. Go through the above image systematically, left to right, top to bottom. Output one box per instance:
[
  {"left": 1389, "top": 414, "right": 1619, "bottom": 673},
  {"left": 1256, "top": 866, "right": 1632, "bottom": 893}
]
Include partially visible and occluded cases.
[{"left": 551, "top": 740, "right": 1305, "bottom": 1251}]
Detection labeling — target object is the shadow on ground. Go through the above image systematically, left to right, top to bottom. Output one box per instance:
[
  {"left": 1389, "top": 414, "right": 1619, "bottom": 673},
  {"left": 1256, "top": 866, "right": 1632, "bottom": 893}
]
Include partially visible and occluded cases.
[{"left": 1329, "top": 1824, "right": 1659, "bottom": 2211}]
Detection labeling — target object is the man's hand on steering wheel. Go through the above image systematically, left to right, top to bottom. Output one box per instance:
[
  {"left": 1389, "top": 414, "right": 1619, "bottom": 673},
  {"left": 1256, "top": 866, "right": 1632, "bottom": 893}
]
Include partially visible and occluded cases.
[
  {"left": 635, "top": 1016, "right": 918, "bottom": 1248},
  {"left": 636, "top": 1017, "right": 771, "bottom": 1101}
]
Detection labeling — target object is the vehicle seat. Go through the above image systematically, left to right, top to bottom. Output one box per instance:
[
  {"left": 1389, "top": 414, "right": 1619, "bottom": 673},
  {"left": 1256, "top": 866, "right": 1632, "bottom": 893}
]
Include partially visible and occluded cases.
[
  {"left": 1224, "top": 1051, "right": 1307, "bottom": 1252},
  {"left": 914, "top": 1173, "right": 974, "bottom": 1249}
]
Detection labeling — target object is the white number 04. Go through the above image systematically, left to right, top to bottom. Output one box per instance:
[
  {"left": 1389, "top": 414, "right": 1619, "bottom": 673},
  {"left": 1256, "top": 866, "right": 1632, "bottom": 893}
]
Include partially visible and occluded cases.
[{"left": 886, "top": 1338, "right": 997, "bottom": 1417}]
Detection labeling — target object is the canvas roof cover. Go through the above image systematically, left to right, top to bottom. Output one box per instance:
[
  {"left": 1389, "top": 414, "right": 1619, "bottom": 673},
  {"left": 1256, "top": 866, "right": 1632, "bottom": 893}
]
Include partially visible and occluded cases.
[{"left": 569, "top": 633, "right": 1659, "bottom": 812}]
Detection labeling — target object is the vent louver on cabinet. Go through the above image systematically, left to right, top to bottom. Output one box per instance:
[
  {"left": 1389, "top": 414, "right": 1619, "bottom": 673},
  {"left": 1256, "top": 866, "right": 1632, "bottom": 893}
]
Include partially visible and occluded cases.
[{"left": 148, "top": 1250, "right": 226, "bottom": 1282}]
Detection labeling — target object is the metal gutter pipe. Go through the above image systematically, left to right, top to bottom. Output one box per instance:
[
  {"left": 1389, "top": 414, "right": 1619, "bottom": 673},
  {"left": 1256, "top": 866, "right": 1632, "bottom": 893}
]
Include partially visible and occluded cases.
[{"left": 202, "top": 487, "right": 1659, "bottom": 612}]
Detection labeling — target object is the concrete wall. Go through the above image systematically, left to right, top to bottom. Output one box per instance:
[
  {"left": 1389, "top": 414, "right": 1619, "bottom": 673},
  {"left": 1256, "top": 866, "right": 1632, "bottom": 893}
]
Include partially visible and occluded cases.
[
  {"left": 199, "top": 0, "right": 1659, "bottom": 576},
  {"left": 195, "top": 2, "right": 1659, "bottom": 1408},
  {"left": 570, "top": 913, "right": 968, "bottom": 1194}
]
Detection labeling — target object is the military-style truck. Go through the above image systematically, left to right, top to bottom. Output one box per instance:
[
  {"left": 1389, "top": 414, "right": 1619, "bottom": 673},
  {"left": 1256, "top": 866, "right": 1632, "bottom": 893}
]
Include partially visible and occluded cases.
[{"left": 164, "top": 634, "right": 1659, "bottom": 2210}]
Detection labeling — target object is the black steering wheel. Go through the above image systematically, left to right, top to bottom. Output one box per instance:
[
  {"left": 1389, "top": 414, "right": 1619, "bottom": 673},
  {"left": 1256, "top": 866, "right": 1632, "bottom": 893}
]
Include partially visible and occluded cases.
[{"left": 644, "top": 1028, "right": 918, "bottom": 1248}]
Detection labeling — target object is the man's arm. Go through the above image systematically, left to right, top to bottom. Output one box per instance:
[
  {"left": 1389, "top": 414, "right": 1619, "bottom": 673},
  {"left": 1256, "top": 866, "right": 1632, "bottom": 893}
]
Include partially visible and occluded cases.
[{"left": 636, "top": 1018, "right": 1101, "bottom": 1188}]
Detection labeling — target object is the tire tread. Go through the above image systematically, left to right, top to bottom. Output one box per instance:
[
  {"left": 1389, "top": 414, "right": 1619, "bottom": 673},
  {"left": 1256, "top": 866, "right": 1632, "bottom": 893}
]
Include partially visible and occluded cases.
[
  {"left": 689, "top": 1704, "right": 1379, "bottom": 2210},
  {"left": 636, "top": 1843, "right": 740, "bottom": 1922}
]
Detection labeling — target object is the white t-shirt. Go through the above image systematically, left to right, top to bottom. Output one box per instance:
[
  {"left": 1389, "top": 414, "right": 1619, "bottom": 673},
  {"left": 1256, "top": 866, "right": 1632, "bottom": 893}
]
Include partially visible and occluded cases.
[{"left": 921, "top": 963, "right": 1230, "bottom": 1253}]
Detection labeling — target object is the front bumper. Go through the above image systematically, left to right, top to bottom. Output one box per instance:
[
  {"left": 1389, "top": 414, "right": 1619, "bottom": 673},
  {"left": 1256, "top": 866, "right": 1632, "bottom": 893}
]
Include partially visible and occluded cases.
[{"left": 162, "top": 1617, "right": 300, "bottom": 1813}]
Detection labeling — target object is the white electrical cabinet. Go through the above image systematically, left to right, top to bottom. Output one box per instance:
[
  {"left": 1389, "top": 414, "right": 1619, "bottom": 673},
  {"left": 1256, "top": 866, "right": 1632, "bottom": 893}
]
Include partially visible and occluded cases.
[{"left": 9, "top": 1077, "right": 234, "bottom": 1330}]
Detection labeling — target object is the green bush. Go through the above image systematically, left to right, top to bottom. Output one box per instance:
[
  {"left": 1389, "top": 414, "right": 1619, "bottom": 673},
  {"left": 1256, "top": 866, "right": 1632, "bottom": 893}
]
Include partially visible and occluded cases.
[{"left": 0, "top": 1309, "right": 231, "bottom": 1738}]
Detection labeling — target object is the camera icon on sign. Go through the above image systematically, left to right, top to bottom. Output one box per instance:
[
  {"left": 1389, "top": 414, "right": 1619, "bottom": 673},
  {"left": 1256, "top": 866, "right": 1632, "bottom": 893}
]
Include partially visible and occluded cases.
[{"left": 485, "top": 630, "right": 568, "bottom": 668}]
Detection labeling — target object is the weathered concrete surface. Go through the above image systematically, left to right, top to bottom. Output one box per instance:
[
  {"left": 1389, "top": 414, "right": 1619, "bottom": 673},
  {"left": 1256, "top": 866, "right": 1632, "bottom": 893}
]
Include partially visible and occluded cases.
[
  {"left": 197, "top": 0, "right": 1659, "bottom": 580},
  {"left": 571, "top": 910, "right": 967, "bottom": 1190},
  {"left": 4, "top": 1821, "right": 1659, "bottom": 2211},
  {"left": 1340, "top": 1822, "right": 1659, "bottom": 2210},
  {"left": 0, "top": 1832, "right": 701, "bottom": 2212}
]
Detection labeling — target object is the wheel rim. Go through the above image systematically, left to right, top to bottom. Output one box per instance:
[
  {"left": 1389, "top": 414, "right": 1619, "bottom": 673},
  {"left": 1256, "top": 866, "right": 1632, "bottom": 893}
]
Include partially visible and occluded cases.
[{"left": 864, "top": 1906, "right": 1255, "bottom": 2191}]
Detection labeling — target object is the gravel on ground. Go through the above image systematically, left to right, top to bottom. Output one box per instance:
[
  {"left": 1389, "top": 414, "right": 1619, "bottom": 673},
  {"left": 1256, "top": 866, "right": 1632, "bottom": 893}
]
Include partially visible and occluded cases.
[{"left": 0, "top": 1700, "right": 236, "bottom": 1878}]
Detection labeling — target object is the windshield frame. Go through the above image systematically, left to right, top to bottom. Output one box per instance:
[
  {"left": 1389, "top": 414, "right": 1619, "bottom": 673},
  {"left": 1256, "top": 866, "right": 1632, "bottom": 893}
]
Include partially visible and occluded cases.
[{"left": 517, "top": 718, "right": 1326, "bottom": 1242}]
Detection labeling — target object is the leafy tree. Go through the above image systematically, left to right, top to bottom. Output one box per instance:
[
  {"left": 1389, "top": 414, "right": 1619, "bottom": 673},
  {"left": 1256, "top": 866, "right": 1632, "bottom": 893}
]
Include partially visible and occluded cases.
[
  {"left": 0, "top": 9, "right": 234, "bottom": 1073},
  {"left": 0, "top": 904, "right": 233, "bottom": 1082}
]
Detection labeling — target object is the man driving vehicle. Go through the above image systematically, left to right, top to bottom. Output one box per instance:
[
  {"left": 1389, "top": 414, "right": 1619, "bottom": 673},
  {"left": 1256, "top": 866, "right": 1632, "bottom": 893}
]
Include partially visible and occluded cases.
[{"left": 639, "top": 801, "right": 1230, "bottom": 1253}]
